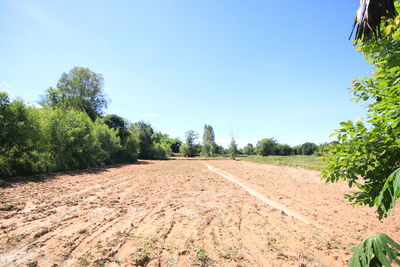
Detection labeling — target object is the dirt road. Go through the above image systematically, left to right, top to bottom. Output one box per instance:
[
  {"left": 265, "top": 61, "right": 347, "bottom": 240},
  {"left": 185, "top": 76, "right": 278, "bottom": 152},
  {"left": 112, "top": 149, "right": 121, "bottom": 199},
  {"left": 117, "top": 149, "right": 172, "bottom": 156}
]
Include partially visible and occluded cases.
[{"left": 1, "top": 159, "right": 399, "bottom": 266}]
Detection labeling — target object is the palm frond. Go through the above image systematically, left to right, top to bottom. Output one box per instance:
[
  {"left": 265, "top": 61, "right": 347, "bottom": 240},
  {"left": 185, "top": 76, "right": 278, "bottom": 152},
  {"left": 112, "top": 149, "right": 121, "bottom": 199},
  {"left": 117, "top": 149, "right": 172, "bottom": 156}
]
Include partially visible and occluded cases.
[{"left": 350, "top": 0, "right": 397, "bottom": 40}]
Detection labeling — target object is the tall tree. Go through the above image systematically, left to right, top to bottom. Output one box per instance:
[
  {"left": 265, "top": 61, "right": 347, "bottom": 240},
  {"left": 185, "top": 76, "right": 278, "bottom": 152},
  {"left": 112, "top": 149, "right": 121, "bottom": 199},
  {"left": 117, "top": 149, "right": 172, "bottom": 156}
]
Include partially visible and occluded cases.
[
  {"left": 41, "top": 67, "right": 108, "bottom": 120},
  {"left": 103, "top": 114, "right": 130, "bottom": 141},
  {"left": 130, "top": 121, "right": 154, "bottom": 159},
  {"left": 202, "top": 124, "right": 216, "bottom": 157},
  {"left": 180, "top": 130, "right": 198, "bottom": 157},
  {"left": 229, "top": 138, "right": 238, "bottom": 160},
  {"left": 256, "top": 138, "right": 277, "bottom": 156},
  {"left": 300, "top": 142, "right": 317, "bottom": 155},
  {"left": 242, "top": 143, "right": 255, "bottom": 155}
]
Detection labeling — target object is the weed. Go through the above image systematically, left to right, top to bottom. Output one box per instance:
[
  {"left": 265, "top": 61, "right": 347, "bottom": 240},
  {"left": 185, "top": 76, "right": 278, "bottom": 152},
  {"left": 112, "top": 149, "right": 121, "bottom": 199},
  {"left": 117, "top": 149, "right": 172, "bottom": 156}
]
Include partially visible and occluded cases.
[
  {"left": 1, "top": 204, "right": 13, "bottom": 211},
  {"left": 6, "top": 234, "right": 23, "bottom": 245},
  {"left": 150, "top": 236, "right": 159, "bottom": 243},
  {"left": 267, "top": 237, "right": 277, "bottom": 246},
  {"left": 326, "top": 240, "right": 343, "bottom": 250},
  {"left": 63, "top": 241, "right": 74, "bottom": 248},
  {"left": 132, "top": 245, "right": 151, "bottom": 266},
  {"left": 220, "top": 246, "right": 242, "bottom": 261},
  {"left": 197, "top": 248, "right": 209, "bottom": 265},
  {"left": 298, "top": 252, "right": 315, "bottom": 262},
  {"left": 79, "top": 257, "right": 90, "bottom": 266},
  {"left": 113, "top": 258, "right": 122, "bottom": 265},
  {"left": 26, "top": 261, "right": 38, "bottom": 267}
]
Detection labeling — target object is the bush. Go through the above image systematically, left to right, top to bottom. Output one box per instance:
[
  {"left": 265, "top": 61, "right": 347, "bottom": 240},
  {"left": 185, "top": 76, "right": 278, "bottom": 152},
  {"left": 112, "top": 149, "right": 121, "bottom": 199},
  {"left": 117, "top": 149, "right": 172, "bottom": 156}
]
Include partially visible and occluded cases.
[
  {"left": 0, "top": 95, "right": 43, "bottom": 177},
  {"left": 39, "top": 108, "right": 100, "bottom": 171},
  {"left": 92, "top": 120, "right": 122, "bottom": 165},
  {"left": 116, "top": 134, "right": 139, "bottom": 163}
]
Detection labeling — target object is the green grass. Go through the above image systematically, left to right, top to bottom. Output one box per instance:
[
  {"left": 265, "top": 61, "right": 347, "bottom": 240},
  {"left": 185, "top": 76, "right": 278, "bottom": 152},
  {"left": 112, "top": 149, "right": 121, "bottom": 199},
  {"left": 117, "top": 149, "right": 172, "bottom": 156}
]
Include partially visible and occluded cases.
[{"left": 243, "top": 155, "right": 325, "bottom": 170}]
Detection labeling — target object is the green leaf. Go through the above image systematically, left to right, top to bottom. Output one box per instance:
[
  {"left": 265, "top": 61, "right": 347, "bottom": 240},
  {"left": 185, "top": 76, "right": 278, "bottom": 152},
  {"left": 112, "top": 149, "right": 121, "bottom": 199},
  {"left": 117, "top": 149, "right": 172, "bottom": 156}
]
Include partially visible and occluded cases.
[
  {"left": 374, "top": 168, "right": 400, "bottom": 219},
  {"left": 349, "top": 234, "right": 400, "bottom": 267}
]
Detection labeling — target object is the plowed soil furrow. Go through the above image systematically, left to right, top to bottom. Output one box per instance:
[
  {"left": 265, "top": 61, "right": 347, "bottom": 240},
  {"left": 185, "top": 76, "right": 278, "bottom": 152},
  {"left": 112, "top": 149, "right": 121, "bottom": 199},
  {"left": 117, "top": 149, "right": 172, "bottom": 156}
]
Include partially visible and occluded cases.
[{"left": 1, "top": 159, "right": 399, "bottom": 267}]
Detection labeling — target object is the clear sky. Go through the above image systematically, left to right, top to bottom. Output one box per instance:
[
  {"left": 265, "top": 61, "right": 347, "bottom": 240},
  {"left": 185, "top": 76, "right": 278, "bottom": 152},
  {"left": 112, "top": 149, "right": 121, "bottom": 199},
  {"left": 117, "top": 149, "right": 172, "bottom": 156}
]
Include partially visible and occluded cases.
[{"left": 1, "top": 0, "right": 372, "bottom": 148}]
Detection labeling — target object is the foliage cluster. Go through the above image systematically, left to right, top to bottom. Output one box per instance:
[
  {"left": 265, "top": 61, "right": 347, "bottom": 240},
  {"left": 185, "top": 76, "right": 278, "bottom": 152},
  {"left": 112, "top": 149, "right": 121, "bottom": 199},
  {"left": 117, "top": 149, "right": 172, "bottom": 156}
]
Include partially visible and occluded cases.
[
  {"left": 324, "top": 4, "right": 400, "bottom": 266},
  {"left": 0, "top": 67, "right": 176, "bottom": 179},
  {"left": 201, "top": 124, "right": 216, "bottom": 157},
  {"left": 252, "top": 138, "right": 318, "bottom": 157}
]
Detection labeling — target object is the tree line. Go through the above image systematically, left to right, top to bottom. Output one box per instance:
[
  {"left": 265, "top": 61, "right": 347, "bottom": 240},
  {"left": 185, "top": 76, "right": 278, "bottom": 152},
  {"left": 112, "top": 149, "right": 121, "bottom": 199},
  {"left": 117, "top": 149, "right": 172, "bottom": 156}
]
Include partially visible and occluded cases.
[
  {"left": 1, "top": 66, "right": 326, "bottom": 179},
  {"left": 0, "top": 67, "right": 180, "bottom": 179},
  {"left": 179, "top": 125, "right": 325, "bottom": 158}
]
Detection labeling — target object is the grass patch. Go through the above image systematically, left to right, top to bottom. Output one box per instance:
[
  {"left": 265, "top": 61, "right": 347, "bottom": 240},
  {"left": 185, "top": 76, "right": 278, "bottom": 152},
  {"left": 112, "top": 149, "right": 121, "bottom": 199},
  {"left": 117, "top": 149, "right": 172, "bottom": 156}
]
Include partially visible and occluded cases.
[
  {"left": 243, "top": 155, "right": 325, "bottom": 170},
  {"left": 0, "top": 204, "right": 14, "bottom": 211},
  {"left": 197, "top": 248, "right": 209, "bottom": 266}
]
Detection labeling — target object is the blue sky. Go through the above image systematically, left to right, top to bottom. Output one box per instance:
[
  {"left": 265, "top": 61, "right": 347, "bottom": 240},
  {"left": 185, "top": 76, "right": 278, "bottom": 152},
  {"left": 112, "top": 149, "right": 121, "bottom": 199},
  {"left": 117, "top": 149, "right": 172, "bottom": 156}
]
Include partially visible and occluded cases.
[{"left": 1, "top": 0, "right": 372, "bottom": 147}]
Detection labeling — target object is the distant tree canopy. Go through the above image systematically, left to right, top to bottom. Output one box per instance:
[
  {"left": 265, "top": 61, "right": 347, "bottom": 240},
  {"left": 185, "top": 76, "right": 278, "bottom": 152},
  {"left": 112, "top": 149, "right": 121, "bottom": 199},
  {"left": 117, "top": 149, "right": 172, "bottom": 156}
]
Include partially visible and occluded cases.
[
  {"left": 0, "top": 67, "right": 177, "bottom": 179},
  {"left": 41, "top": 67, "right": 108, "bottom": 120},
  {"left": 103, "top": 114, "right": 130, "bottom": 141},
  {"left": 130, "top": 121, "right": 155, "bottom": 159},
  {"left": 202, "top": 124, "right": 216, "bottom": 157},
  {"left": 180, "top": 130, "right": 199, "bottom": 157},
  {"left": 229, "top": 138, "right": 238, "bottom": 159},
  {"left": 254, "top": 138, "right": 317, "bottom": 157},
  {"left": 256, "top": 138, "right": 278, "bottom": 156},
  {"left": 300, "top": 142, "right": 318, "bottom": 155},
  {"left": 242, "top": 143, "right": 255, "bottom": 155}
]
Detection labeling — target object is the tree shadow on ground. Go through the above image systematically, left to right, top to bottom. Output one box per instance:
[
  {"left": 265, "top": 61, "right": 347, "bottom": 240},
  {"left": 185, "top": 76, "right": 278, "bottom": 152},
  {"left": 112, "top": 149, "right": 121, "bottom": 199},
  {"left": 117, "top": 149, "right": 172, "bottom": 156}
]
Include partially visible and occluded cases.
[{"left": 0, "top": 160, "right": 153, "bottom": 188}]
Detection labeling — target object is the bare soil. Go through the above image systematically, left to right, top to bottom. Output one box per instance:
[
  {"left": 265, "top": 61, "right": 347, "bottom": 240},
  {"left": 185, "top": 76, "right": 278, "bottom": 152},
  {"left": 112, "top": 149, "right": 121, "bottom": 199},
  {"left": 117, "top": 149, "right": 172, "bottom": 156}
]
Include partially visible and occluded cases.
[{"left": 0, "top": 159, "right": 399, "bottom": 267}]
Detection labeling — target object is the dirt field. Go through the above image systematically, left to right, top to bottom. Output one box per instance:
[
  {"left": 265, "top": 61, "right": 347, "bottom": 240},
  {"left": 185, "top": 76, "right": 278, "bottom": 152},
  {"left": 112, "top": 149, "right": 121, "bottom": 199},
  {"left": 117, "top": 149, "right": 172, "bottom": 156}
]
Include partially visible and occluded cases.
[{"left": 1, "top": 159, "right": 399, "bottom": 267}]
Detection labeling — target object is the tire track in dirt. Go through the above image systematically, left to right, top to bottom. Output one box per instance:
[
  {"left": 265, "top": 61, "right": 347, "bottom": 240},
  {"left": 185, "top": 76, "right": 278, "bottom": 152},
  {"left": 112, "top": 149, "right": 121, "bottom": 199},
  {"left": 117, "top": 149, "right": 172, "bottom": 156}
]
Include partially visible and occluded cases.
[
  {"left": 2, "top": 160, "right": 398, "bottom": 266},
  {"left": 204, "top": 162, "right": 320, "bottom": 229}
]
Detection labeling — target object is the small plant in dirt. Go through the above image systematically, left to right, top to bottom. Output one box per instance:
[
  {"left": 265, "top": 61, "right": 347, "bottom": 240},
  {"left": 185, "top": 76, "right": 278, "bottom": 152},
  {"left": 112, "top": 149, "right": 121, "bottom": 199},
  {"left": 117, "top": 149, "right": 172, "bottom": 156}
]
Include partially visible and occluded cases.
[
  {"left": 0, "top": 204, "right": 14, "bottom": 211},
  {"left": 6, "top": 234, "right": 23, "bottom": 245},
  {"left": 150, "top": 236, "right": 159, "bottom": 243},
  {"left": 267, "top": 237, "right": 277, "bottom": 246},
  {"left": 132, "top": 245, "right": 151, "bottom": 266},
  {"left": 220, "top": 246, "right": 242, "bottom": 261},
  {"left": 197, "top": 248, "right": 209, "bottom": 265},
  {"left": 298, "top": 252, "right": 314, "bottom": 263},
  {"left": 79, "top": 257, "right": 90, "bottom": 266},
  {"left": 113, "top": 258, "right": 122, "bottom": 265},
  {"left": 26, "top": 261, "right": 38, "bottom": 267}
]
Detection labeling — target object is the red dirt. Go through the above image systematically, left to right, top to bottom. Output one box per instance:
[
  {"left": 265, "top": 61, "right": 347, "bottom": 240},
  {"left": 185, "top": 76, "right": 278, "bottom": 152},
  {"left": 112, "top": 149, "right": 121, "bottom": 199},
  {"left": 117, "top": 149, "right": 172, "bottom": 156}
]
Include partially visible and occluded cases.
[{"left": 0, "top": 159, "right": 399, "bottom": 266}]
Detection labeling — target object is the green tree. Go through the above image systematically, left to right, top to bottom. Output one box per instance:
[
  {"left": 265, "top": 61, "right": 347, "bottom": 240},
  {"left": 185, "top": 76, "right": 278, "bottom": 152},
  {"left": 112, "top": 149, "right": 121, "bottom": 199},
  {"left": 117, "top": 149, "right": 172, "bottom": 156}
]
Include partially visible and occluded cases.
[
  {"left": 324, "top": 4, "right": 400, "bottom": 265},
  {"left": 41, "top": 67, "right": 108, "bottom": 120},
  {"left": 0, "top": 93, "right": 42, "bottom": 177},
  {"left": 39, "top": 108, "right": 100, "bottom": 171},
  {"left": 102, "top": 114, "right": 139, "bottom": 163},
  {"left": 103, "top": 114, "right": 130, "bottom": 141},
  {"left": 92, "top": 120, "right": 122, "bottom": 165},
  {"left": 130, "top": 121, "right": 154, "bottom": 159},
  {"left": 201, "top": 124, "right": 216, "bottom": 157},
  {"left": 180, "top": 130, "right": 198, "bottom": 157},
  {"left": 170, "top": 138, "right": 182, "bottom": 153},
  {"left": 229, "top": 138, "right": 238, "bottom": 159},
  {"left": 256, "top": 138, "right": 277, "bottom": 156},
  {"left": 300, "top": 142, "right": 317, "bottom": 155},
  {"left": 242, "top": 143, "right": 255, "bottom": 155},
  {"left": 215, "top": 144, "right": 227, "bottom": 155}
]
